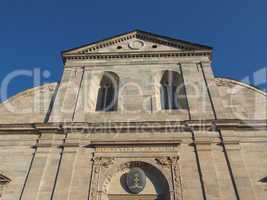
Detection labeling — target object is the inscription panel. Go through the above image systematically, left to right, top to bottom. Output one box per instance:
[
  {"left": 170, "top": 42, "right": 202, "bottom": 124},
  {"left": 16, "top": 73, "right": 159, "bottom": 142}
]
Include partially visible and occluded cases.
[{"left": 95, "top": 144, "right": 179, "bottom": 153}]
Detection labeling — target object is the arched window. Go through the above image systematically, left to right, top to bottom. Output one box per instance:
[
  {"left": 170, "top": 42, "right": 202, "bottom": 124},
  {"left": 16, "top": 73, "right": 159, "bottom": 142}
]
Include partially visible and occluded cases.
[
  {"left": 160, "top": 70, "right": 180, "bottom": 110},
  {"left": 96, "top": 72, "right": 119, "bottom": 112}
]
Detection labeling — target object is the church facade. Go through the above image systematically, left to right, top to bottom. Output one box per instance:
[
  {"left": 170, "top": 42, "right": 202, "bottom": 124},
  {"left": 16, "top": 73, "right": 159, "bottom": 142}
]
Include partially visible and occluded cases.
[{"left": 0, "top": 30, "right": 266, "bottom": 200}]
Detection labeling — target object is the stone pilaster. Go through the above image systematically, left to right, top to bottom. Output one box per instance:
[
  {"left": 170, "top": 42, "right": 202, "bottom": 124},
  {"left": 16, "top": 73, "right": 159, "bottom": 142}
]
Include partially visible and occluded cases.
[
  {"left": 200, "top": 62, "right": 232, "bottom": 119},
  {"left": 181, "top": 63, "right": 214, "bottom": 120},
  {"left": 49, "top": 68, "right": 84, "bottom": 122},
  {"left": 74, "top": 69, "right": 102, "bottom": 121},
  {"left": 221, "top": 130, "right": 256, "bottom": 200},
  {"left": 34, "top": 134, "right": 65, "bottom": 200},
  {"left": 194, "top": 134, "right": 221, "bottom": 200},
  {"left": 0, "top": 135, "right": 37, "bottom": 200},
  {"left": 212, "top": 142, "right": 237, "bottom": 200},
  {"left": 179, "top": 143, "right": 204, "bottom": 200},
  {"left": 20, "top": 146, "right": 49, "bottom": 200},
  {"left": 52, "top": 146, "right": 77, "bottom": 200},
  {"left": 68, "top": 147, "right": 94, "bottom": 200},
  {"left": 89, "top": 156, "right": 103, "bottom": 200}
]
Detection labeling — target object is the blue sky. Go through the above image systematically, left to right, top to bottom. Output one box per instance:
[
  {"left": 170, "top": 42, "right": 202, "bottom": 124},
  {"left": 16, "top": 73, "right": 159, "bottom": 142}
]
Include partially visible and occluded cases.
[{"left": 0, "top": 0, "right": 266, "bottom": 101}]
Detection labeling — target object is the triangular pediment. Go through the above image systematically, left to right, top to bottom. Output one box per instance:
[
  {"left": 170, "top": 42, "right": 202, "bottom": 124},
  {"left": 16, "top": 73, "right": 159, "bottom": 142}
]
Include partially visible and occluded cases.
[
  {"left": 62, "top": 29, "right": 212, "bottom": 55},
  {"left": 0, "top": 174, "right": 11, "bottom": 185}
]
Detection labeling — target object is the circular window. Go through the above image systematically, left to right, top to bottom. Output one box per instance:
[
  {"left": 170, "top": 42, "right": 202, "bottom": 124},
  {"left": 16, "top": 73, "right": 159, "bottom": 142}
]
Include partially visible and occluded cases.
[{"left": 128, "top": 40, "right": 145, "bottom": 50}]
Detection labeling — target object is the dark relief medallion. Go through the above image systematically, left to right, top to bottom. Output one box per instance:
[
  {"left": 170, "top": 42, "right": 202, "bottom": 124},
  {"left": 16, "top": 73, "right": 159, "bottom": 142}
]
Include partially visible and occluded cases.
[{"left": 126, "top": 167, "right": 146, "bottom": 194}]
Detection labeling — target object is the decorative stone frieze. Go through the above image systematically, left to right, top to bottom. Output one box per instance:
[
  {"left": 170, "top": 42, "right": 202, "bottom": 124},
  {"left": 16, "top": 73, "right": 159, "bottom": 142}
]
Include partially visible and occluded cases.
[
  {"left": 64, "top": 51, "right": 211, "bottom": 62},
  {"left": 155, "top": 156, "right": 179, "bottom": 168},
  {"left": 93, "top": 157, "right": 116, "bottom": 168}
]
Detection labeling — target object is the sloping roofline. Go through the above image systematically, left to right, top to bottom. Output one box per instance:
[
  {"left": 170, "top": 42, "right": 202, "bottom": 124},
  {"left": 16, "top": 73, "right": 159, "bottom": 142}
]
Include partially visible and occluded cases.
[
  {"left": 61, "top": 29, "right": 213, "bottom": 55},
  {"left": 215, "top": 77, "right": 266, "bottom": 96}
]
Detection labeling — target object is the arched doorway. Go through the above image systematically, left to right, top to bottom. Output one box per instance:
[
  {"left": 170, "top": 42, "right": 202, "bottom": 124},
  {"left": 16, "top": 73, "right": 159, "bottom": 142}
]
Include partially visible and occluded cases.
[{"left": 103, "top": 161, "right": 171, "bottom": 200}]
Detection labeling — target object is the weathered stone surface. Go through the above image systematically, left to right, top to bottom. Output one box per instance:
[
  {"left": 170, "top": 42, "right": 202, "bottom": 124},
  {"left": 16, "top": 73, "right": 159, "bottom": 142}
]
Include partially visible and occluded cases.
[{"left": 0, "top": 30, "right": 266, "bottom": 200}]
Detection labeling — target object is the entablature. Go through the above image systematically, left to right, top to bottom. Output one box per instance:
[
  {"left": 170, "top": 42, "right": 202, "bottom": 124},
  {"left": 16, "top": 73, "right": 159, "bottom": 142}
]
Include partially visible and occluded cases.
[{"left": 0, "top": 119, "right": 266, "bottom": 134}]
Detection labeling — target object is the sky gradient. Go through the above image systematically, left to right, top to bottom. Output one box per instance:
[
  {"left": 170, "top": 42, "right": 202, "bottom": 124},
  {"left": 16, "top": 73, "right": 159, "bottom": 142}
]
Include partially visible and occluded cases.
[{"left": 0, "top": 0, "right": 266, "bottom": 101}]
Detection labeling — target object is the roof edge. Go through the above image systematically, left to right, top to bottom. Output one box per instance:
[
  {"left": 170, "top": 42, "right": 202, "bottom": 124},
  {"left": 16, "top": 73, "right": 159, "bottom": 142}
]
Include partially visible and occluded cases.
[
  {"left": 61, "top": 29, "right": 213, "bottom": 56},
  {"left": 215, "top": 77, "right": 266, "bottom": 96},
  {"left": 0, "top": 82, "right": 58, "bottom": 105}
]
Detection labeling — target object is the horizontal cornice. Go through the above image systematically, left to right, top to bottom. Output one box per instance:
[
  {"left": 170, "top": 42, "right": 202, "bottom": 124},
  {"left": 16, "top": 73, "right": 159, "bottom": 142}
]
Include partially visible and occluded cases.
[
  {"left": 62, "top": 29, "right": 212, "bottom": 55},
  {"left": 63, "top": 50, "right": 212, "bottom": 62},
  {"left": 0, "top": 119, "right": 266, "bottom": 134}
]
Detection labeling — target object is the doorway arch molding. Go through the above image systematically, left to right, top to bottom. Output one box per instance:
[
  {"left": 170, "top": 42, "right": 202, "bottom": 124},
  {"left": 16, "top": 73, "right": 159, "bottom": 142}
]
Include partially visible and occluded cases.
[{"left": 100, "top": 158, "right": 175, "bottom": 200}]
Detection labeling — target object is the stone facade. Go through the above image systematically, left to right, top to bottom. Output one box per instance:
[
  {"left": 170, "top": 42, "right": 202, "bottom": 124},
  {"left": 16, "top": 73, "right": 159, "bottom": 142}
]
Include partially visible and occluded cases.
[{"left": 0, "top": 30, "right": 266, "bottom": 200}]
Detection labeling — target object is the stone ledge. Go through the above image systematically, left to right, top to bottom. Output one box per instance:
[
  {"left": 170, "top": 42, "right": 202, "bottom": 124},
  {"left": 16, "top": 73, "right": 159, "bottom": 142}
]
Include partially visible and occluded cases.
[
  {"left": 0, "top": 119, "right": 266, "bottom": 134},
  {"left": 90, "top": 140, "right": 181, "bottom": 146}
]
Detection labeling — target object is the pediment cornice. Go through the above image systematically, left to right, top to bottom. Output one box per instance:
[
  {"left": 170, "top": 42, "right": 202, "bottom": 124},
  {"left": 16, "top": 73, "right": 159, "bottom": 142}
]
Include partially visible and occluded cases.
[
  {"left": 62, "top": 29, "right": 212, "bottom": 62},
  {"left": 64, "top": 50, "right": 212, "bottom": 62}
]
